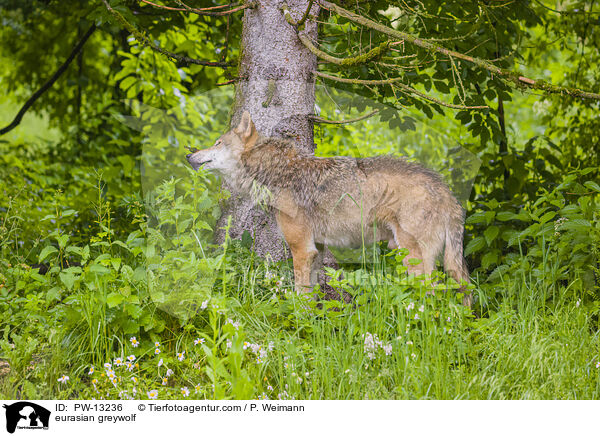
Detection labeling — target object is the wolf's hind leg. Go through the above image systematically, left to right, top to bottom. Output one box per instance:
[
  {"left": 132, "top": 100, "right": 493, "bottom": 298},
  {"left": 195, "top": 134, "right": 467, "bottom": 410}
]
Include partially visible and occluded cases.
[
  {"left": 276, "top": 211, "right": 318, "bottom": 295},
  {"left": 387, "top": 218, "right": 424, "bottom": 275}
]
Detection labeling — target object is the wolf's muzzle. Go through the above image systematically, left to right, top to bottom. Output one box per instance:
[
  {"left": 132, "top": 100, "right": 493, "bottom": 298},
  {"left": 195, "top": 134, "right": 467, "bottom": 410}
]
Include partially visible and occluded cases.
[{"left": 186, "top": 153, "right": 212, "bottom": 170}]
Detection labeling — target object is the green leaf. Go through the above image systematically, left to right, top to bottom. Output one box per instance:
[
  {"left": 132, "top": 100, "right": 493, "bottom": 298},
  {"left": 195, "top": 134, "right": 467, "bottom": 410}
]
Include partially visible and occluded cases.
[
  {"left": 120, "top": 76, "right": 137, "bottom": 91},
  {"left": 584, "top": 181, "right": 600, "bottom": 193},
  {"left": 496, "top": 211, "right": 517, "bottom": 221},
  {"left": 538, "top": 211, "right": 556, "bottom": 224},
  {"left": 466, "top": 212, "right": 487, "bottom": 224},
  {"left": 561, "top": 219, "right": 591, "bottom": 232},
  {"left": 484, "top": 226, "right": 499, "bottom": 245},
  {"left": 241, "top": 230, "right": 253, "bottom": 249},
  {"left": 56, "top": 234, "right": 70, "bottom": 250},
  {"left": 465, "top": 236, "right": 485, "bottom": 256},
  {"left": 82, "top": 245, "right": 90, "bottom": 263},
  {"left": 38, "top": 246, "right": 58, "bottom": 263},
  {"left": 481, "top": 251, "right": 498, "bottom": 269},
  {"left": 110, "top": 258, "right": 122, "bottom": 272},
  {"left": 89, "top": 264, "right": 111, "bottom": 275},
  {"left": 132, "top": 267, "right": 147, "bottom": 283},
  {"left": 59, "top": 271, "right": 77, "bottom": 290},
  {"left": 45, "top": 287, "right": 61, "bottom": 302},
  {"left": 107, "top": 292, "right": 124, "bottom": 307},
  {"left": 125, "top": 303, "right": 143, "bottom": 319}
]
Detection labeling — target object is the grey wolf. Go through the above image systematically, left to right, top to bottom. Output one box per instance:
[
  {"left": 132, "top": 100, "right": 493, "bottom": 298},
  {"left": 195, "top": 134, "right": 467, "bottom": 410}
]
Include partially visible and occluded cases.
[{"left": 187, "top": 111, "right": 471, "bottom": 306}]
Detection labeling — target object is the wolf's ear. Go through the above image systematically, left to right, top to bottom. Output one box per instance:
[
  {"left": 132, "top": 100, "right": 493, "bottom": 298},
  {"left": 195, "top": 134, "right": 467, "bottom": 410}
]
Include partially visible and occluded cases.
[{"left": 234, "top": 110, "right": 257, "bottom": 143}]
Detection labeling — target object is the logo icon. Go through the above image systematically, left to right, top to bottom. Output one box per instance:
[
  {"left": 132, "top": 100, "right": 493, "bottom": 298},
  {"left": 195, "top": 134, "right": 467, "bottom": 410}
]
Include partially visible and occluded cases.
[{"left": 2, "top": 402, "right": 50, "bottom": 433}]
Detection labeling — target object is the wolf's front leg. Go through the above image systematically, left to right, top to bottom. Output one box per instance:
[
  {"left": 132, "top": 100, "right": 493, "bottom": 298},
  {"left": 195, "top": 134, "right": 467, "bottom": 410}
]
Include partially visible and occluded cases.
[
  {"left": 276, "top": 210, "right": 317, "bottom": 295},
  {"left": 310, "top": 243, "right": 325, "bottom": 289},
  {"left": 291, "top": 247, "right": 318, "bottom": 295}
]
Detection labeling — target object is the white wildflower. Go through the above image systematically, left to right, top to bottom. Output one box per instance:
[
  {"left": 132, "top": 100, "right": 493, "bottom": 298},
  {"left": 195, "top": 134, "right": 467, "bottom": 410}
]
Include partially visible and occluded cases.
[
  {"left": 226, "top": 319, "right": 241, "bottom": 329},
  {"left": 58, "top": 375, "right": 69, "bottom": 384}
]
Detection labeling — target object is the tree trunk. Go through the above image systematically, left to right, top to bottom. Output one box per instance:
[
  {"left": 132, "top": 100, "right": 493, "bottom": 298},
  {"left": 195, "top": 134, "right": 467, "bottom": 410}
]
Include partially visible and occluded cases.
[{"left": 216, "top": 0, "right": 319, "bottom": 261}]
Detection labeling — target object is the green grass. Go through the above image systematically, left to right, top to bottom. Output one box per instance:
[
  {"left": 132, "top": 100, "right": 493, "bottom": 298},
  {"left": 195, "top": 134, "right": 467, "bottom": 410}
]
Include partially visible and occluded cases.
[{"left": 1, "top": 241, "right": 599, "bottom": 400}]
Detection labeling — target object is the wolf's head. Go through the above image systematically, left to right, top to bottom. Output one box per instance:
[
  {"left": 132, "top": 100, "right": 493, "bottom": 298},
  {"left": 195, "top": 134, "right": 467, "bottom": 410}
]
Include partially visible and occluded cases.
[{"left": 186, "top": 110, "right": 258, "bottom": 176}]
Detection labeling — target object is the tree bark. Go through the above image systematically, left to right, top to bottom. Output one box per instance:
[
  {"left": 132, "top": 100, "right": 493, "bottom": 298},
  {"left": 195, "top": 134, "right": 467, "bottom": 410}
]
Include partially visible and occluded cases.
[{"left": 216, "top": 0, "right": 319, "bottom": 261}]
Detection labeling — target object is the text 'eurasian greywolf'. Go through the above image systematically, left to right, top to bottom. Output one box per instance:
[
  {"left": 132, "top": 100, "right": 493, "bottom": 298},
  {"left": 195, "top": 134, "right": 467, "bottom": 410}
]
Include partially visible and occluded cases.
[{"left": 187, "top": 111, "right": 471, "bottom": 306}]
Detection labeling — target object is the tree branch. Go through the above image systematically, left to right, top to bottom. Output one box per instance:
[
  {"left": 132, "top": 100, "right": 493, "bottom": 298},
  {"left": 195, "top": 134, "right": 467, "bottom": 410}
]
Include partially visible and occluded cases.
[
  {"left": 101, "top": 0, "right": 231, "bottom": 67},
  {"left": 138, "top": 0, "right": 255, "bottom": 16},
  {"left": 139, "top": 0, "right": 185, "bottom": 11},
  {"left": 173, "top": 0, "right": 255, "bottom": 16},
  {"left": 296, "top": 0, "right": 315, "bottom": 29},
  {"left": 319, "top": 0, "right": 600, "bottom": 100},
  {"left": 282, "top": 3, "right": 389, "bottom": 66},
  {"left": 0, "top": 24, "right": 96, "bottom": 137},
  {"left": 314, "top": 71, "right": 489, "bottom": 110},
  {"left": 310, "top": 109, "right": 379, "bottom": 124}
]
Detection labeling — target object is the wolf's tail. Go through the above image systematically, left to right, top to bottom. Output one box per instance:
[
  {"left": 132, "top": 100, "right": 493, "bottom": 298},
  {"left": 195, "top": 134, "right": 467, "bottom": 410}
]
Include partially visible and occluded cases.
[{"left": 444, "top": 214, "right": 471, "bottom": 307}]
